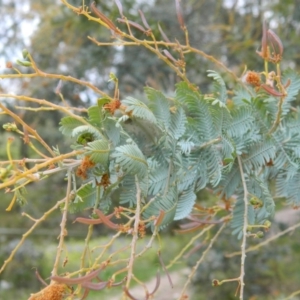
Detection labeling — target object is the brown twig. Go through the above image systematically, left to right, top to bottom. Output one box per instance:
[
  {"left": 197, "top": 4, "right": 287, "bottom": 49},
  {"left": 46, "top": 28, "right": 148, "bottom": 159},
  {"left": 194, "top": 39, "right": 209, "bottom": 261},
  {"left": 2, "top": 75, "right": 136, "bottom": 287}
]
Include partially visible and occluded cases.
[
  {"left": 51, "top": 170, "right": 72, "bottom": 277},
  {"left": 125, "top": 176, "right": 142, "bottom": 290}
]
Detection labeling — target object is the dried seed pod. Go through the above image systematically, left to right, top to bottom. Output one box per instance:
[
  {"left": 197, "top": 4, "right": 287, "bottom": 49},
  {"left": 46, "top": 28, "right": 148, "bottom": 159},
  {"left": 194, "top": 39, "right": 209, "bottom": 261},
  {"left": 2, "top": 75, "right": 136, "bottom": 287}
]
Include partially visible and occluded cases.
[
  {"left": 114, "top": 0, "right": 124, "bottom": 18},
  {"left": 175, "top": 0, "right": 185, "bottom": 28},
  {"left": 90, "top": 2, "right": 120, "bottom": 33},
  {"left": 138, "top": 9, "right": 151, "bottom": 30},
  {"left": 117, "top": 18, "right": 146, "bottom": 33},
  {"left": 158, "top": 23, "right": 171, "bottom": 43},
  {"left": 267, "top": 29, "right": 283, "bottom": 56},
  {"left": 261, "top": 84, "right": 285, "bottom": 97},
  {"left": 51, "top": 267, "right": 104, "bottom": 284}
]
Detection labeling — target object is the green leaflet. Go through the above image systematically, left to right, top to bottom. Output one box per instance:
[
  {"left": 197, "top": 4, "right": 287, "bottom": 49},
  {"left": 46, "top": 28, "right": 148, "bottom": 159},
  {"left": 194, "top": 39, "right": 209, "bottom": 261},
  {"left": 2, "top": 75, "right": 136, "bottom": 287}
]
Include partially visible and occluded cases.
[
  {"left": 281, "top": 69, "right": 300, "bottom": 115},
  {"left": 207, "top": 70, "right": 227, "bottom": 104},
  {"left": 145, "top": 87, "right": 171, "bottom": 128},
  {"left": 122, "top": 96, "right": 157, "bottom": 124},
  {"left": 88, "top": 105, "right": 103, "bottom": 126},
  {"left": 227, "top": 106, "right": 254, "bottom": 138},
  {"left": 169, "top": 107, "right": 186, "bottom": 140},
  {"left": 59, "top": 116, "right": 85, "bottom": 136},
  {"left": 103, "top": 118, "right": 121, "bottom": 146},
  {"left": 71, "top": 125, "right": 103, "bottom": 140},
  {"left": 85, "top": 139, "right": 110, "bottom": 165},
  {"left": 242, "top": 140, "right": 276, "bottom": 172},
  {"left": 112, "top": 144, "right": 148, "bottom": 177},
  {"left": 218, "top": 161, "right": 240, "bottom": 199},
  {"left": 148, "top": 166, "right": 169, "bottom": 196},
  {"left": 276, "top": 172, "right": 300, "bottom": 206},
  {"left": 119, "top": 175, "right": 136, "bottom": 208},
  {"left": 69, "top": 183, "right": 97, "bottom": 213},
  {"left": 143, "top": 186, "right": 178, "bottom": 230},
  {"left": 174, "top": 188, "right": 196, "bottom": 220},
  {"left": 231, "top": 195, "right": 255, "bottom": 240}
]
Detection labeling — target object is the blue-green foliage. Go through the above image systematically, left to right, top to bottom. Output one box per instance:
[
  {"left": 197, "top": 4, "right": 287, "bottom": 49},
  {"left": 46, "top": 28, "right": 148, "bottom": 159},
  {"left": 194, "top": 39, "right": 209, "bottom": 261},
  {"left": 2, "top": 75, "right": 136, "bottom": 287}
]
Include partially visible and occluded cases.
[{"left": 59, "top": 69, "right": 300, "bottom": 236}]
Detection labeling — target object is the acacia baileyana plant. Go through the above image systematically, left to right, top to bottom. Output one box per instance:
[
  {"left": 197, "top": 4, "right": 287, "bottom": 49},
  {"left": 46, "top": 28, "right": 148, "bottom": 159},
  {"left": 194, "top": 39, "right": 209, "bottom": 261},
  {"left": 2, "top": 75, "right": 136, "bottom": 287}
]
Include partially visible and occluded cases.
[{"left": 1, "top": 1, "right": 300, "bottom": 300}]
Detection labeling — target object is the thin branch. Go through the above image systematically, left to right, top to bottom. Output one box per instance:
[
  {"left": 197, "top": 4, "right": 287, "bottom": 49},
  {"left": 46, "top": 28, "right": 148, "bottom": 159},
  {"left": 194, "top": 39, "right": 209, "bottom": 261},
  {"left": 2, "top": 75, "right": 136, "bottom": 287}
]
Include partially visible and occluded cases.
[
  {"left": 0, "top": 71, "right": 110, "bottom": 99},
  {"left": 0, "top": 103, "right": 55, "bottom": 157},
  {"left": 0, "top": 150, "right": 83, "bottom": 190},
  {"left": 237, "top": 155, "right": 248, "bottom": 300},
  {"left": 51, "top": 170, "right": 72, "bottom": 277},
  {"left": 125, "top": 176, "right": 142, "bottom": 289},
  {"left": 0, "top": 198, "right": 66, "bottom": 274},
  {"left": 226, "top": 220, "right": 300, "bottom": 258},
  {"left": 178, "top": 223, "right": 226, "bottom": 299},
  {"left": 167, "top": 224, "right": 214, "bottom": 269},
  {"left": 284, "top": 289, "right": 300, "bottom": 300}
]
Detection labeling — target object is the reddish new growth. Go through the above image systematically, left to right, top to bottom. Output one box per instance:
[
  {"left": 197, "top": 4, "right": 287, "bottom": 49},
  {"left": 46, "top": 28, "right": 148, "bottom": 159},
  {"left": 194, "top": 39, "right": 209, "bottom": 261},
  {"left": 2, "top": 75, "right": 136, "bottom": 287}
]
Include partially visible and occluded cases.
[
  {"left": 245, "top": 71, "right": 261, "bottom": 87},
  {"left": 104, "top": 99, "right": 121, "bottom": 114},
  {"left": 76, "top": 156, "right": 96, "bottom": 179}
]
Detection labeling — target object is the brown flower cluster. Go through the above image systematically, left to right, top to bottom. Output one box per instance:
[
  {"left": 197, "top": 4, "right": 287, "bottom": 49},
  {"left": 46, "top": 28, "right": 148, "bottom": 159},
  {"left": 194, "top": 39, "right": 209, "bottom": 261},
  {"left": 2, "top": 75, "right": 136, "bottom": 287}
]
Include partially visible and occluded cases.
[
  {"left": 245, "top": 71, "right": 261, "bottom": 87},
  {"left": 103, "top": 99, "right": 121, "bottom": 114},
  {"left": 76, "top": 156, "right": 96, "bottom": 179},
  {"left": 97, "top": 173, "right": 111, "bottom": 189},
  {"left": 138, "top": 222, "right": 146, "bottom": 238},
  {"left": 28, "top": 283, "right": 67, "bottom": 300}
]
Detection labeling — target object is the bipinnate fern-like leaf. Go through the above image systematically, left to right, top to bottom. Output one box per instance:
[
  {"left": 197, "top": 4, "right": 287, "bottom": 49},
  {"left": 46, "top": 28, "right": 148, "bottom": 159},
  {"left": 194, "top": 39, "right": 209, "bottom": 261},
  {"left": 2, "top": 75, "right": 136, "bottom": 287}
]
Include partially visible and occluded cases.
[
  {"left": 61, "top": 69, "right": 300, "bottom": 235},
  {"left": 281, "top": 69, "right": 300, "bottom": 115},
  {"left": 207, "top": 70, "right": 227, "bottom": 104},
  {"left": 177, "top": 83, "right": 217, "bottom": 143},
  {"left": 232, "top": 86, "right": 253, "bottom": 106},
  {"left": 145, "top": 87, "right": 171, "bottom": 128},
  {"left": 122, "top": 96, "right": 157, "bottom": 124},
  {"left": 88, "top": 105, "right": 103, "bottom": 126},
  {"left": 227, "top": 106, "right": 254, "bottom": 138},
  {"left": 169, "top": 107, "right": 187, "bottom": 140},
  {"left": 59, "top": 116, "right": 85, "bottom": 136},
  {"left": 103, "top": 118, "right": 121, "bottom": 146},
  {"left": 71, "top": 125, "right": 103, "bottom": 140},
  {"left": 85, "top": 140, "right": 110, "bottom": 165},
  {"left": 242, "top": 140, "right": 276, "bottom": 172},
  {"left": 112, "top": 144, "right": 148, "bottom": 177},
  {"left": 202, "top": 147, "right": 223, "bottom": 187},
  {"left": 148, "top": 166, "right": 169, "bottom": 196},
  {"left": 177, "top": 168, "right": 198, "bottom": 192},
  {"left": 276, "top": 172, "right": 300, "bottom": 206},
  {"left": 119, "top": 175, "right": 137, "bottom": 207},
  {"left": 69, "top": 183, "right": 97, "bottom": 213},
  {"left": 143, "top": 186, "right": 178, "bottom": 230},
  {"left": 174, "top": 188, "right": 196, "bottom": 220},
  {"left": 231, "top": 195, "right": 255, "bottom": 239}
]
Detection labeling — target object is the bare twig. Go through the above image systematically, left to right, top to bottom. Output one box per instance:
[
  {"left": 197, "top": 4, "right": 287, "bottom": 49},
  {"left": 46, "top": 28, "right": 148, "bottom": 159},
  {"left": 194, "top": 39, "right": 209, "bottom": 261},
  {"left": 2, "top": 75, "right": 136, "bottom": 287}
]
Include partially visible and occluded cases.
[
  {"left": 0, "top": 103, "right": 55, "bottom": 157},
  {"left": 0, "top": 150, "right": 83, "bottom": 190},
  {"left": 237, "top": 155, "right": 248, "bottom": 300},
  {"left": 51, "top": 170, "right": 72, "bottom": 277},
  {"left": 125, "top": 176, "right": 142, "bottom": 290},
  {"left": 0, "top": 198, "right": 66, "bottom": 274},
  {"left": 226, "top": 220, "right": 300, "bottom": 258},
  {"left": 178, "top": 223, "right": 226, "bottom": 299},
  {"left": 167, "top": 224, "right": 214, "bottom": 269}
]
